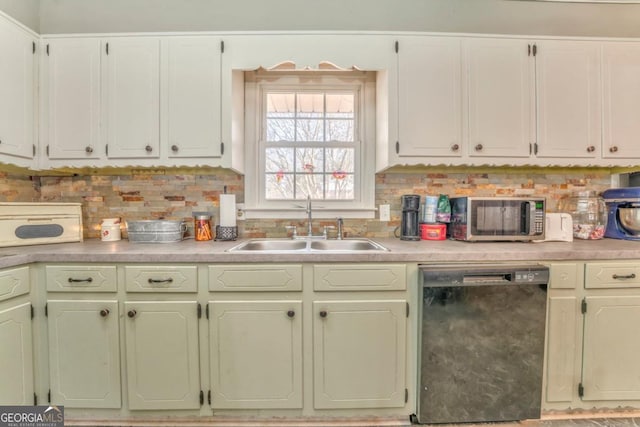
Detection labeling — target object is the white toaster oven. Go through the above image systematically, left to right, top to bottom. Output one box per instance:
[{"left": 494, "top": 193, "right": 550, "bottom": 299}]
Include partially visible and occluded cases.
[{"left": 0, "top": 203, "right": 83, "bottom": 247}]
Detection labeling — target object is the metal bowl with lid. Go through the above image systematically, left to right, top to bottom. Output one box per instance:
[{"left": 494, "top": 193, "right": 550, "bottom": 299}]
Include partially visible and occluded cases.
[{"left": 619, "top": 206, "right": 640, "bottom": 235}]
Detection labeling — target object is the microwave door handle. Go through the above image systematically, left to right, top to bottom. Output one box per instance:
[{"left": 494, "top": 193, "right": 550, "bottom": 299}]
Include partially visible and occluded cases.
[{"left": 525, "top": 201, "right": 535, "bottom": 236}]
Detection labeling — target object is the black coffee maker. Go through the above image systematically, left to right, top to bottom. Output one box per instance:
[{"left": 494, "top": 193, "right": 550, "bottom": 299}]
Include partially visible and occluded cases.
[{"left": 400, "top": 195, "right": 421, "bottom": 240}]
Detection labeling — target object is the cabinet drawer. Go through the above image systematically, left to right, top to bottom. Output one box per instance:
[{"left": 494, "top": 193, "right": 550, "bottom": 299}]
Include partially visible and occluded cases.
[
  {"left": 549, "top": 262, "right": 582, "bottom": 289},
  {"left": 585, "top": 262, "right": 640, "bottom": 289},
  {"left": 313, "top": 264, "right": 406, "bottom": 291},
  {"left": 46, "top": 265, "right": 116, "bottom": 292},
  {"left": 125, "top": 265, "right": 197, "bottom": 293},
  {"left": 208, "top": 265, "right": 302, "bottom": 292},
  {"left": 0, "top": 266, "right": 30, "bottom": 302}
]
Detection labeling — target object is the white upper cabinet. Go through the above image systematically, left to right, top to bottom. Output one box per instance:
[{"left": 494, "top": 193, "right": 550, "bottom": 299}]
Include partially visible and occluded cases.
[
  {"left": 0, "top": 15, "right": 37, "bottom": 164},
  {"left": 104, "top": 37, "right": 161, "bottom": 159},
  {"left": 163, "top": 37, "right": 222, "bottom": 159},
  {"left": 396, "top": 37, "right": 463, "bottom": 159},
  {"left": 42, "top": 38, "right": 102, "bottom": 160},
  {"left": 464, "top": 38, "right": 534, "bottom": 159},
  {"left": 535, "top": 40, "right": 601, "bottom": 160},
  {"left": 602, "top": 42, "right": 640, "bottom": 160}
]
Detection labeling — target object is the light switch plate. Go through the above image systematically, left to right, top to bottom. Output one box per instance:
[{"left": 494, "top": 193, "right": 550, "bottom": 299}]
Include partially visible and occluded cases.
[{"left": 379, "top": 204, "right": 391, "bottom": 221}]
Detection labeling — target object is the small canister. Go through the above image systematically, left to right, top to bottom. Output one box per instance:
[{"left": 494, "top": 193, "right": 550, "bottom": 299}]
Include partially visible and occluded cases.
[
  {"left": 194, "top": 213, "right": 213, "bottom": 241},
  {"left": 101, "top": 218, "right": 122, "bottom": 241},
  {"left": 420, "top": 223, "right": 446, "bottom": 241}
]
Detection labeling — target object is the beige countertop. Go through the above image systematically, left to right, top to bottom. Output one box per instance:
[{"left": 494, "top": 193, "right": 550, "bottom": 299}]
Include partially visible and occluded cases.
[{"left": 0, "top": 237, "right": 638, "bottom": 268}]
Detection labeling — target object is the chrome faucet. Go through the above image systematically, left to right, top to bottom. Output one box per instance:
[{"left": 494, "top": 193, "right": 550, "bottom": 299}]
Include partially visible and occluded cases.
[
  {"left": 306, "top": 195, "right": 313, "bottom": 237},
  {"left": 336, "top": 217, "right": 344, "bottom": 240}
]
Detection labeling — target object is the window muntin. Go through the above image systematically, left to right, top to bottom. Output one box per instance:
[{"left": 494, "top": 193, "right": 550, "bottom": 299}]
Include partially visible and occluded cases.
[{"left": 263, "top": 89, "right": 358, "bottom": 201}]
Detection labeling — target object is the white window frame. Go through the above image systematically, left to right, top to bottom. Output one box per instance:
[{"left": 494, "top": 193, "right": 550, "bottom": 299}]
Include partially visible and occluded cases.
[{"left": 243, "top": 70, "right": 377, "bottom": 219}]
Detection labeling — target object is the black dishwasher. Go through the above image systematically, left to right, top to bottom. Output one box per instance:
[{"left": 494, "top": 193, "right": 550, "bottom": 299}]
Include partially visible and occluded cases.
[{"left": 415, "top": 263, "right": 548, "bottom": 424}]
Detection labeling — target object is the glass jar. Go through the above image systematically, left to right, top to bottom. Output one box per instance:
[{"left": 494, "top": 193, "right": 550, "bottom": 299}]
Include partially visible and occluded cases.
[
  {"left": 557, "top": 191, "right": 607, "bottom": 240},
  {"left": 193, "top": 213, "right": 213, "bottom": 241}
]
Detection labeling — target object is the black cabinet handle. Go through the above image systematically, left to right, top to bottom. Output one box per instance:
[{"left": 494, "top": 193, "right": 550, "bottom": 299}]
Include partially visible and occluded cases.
[
  {"left": 171, "top": 144, "right": 179, "bottom": 152},
  {"left": 451, "top": 144, "right": 459, "bottom": 152},
  {"left": 475, "top": 144, "right": 483, "bottom": 151},
  {"left": 145, "top": 145, "right": 153, "bottom": 153},
  {"left": 85, "top": 146, "right": 93, "bottom": 153},
  {"left": 586, "top": 146, "right": 596, "bottom": 153},
  {"left": 610, "top": 146, "right": 619, "bottom": 153},
  {"left": 613, "top": 273, "right": 636, "bottom": 280},
  {"left": 68, "top": 277, "right": 93, "bottom": 283},
  {"left": 148, "top": 278, "right": 173, "bottom": 284},
  {"left": 100, "top": 309, "right": 110, "bottom": 317},
  {"left": 127, "top": 309, "right": 137, "bottom": 318},
  {"left": 287, "top": 310, "right": 295, "bottom": 318},
  {"left": 319, "top": 310, "right": 327, "bottom": 318}
]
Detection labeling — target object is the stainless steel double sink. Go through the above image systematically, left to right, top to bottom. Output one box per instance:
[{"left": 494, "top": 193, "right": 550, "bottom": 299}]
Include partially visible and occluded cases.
[{"left": 227, "top": 238, "right": 389, "bottom": 253}]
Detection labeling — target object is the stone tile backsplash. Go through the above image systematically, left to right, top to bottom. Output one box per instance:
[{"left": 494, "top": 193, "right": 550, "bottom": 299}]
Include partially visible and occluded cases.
[{"left": 0, "top": 168, "right": 614, "bottom": 239}]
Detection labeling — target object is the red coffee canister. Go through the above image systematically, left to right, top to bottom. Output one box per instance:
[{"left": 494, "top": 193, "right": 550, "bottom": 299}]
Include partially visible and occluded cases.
[{"left": 420, "top": 223, "right": 446, "bottom": 240}]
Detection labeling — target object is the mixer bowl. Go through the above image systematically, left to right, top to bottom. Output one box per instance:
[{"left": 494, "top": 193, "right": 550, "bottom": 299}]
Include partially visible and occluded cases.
[{"left": 619, "top": 207, "right": 640, "bottom": 235}]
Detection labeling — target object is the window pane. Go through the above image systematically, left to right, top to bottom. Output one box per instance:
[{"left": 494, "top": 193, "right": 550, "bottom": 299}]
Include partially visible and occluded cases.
[
  {"left": 267, "top": 93, "right": 295, "bottom": 117},
  {"left": 297, "top": 93, "right": 323, "bottom": 118},
  {"left": 326, "top": 94, "right": 354, "bottom": 118},
  {"left": 266, "top": 118, "right": 295, "bottom": 142},
  {"left": 296, "top": 119, "right": 324, "bottom": 142},
  {"left": 326, "top": 120, "right": 354, "bottom": 142},
  {"left": 266, "top": 148, "right": 294, "bottom": 172},
  {"left": 295, "top": 148, "right": 324, "bottom": 173},
  {"left": 325, "top": 148, "right": 354, "bottom": 173},
  {"left": 265, "top": 173, "right": 294, "bottom": 199},
  {"left": 326, "top": 173, "right": 354, "bottom": 200},
  {"left": 295, "top": 174, "right": 323, "bottom": 199}
]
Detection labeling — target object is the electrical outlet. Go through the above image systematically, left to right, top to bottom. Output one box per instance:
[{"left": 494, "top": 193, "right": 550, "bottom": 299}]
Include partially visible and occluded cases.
[
  {"left": 236, "top": 203, "right": 245, "bottom": 221},
  {"left": 379, "top": 204, "right": 391, "bottom": 221}
]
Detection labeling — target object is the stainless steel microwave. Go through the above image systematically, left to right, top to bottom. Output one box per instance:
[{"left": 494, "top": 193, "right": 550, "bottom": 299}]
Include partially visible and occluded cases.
[{"left": 450, "top": 197, "right": 545, "bottom": 241}]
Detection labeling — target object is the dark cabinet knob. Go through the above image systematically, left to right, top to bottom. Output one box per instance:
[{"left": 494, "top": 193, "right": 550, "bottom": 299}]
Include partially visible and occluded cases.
[
  {"left": 171, "top": 144, "right": 179, "bottom": 152},
  {"left": 451, "top": 144, "right": 459, "bottom": 152},
  {"left": 474, "top": 144, "right": 483, "bottom": 151},
  {"left": 145, "top": 145, "right": 153, "bottom": 153},
  {"left": 85, "top": 146, "right": 93, "bottom": 153},
  {"left": 587, "top": 146, "right": 595, "bottom": 153},
  {"left": 610, "top": 146, "right": 619, "bottom": 153},
  {"left": 100, "top": 309, "right": 110, "bottom": 317},
  {"left": 127, "top": 309, "right": 137, "bottom": 318},
  {"left": 287, "top": 310, "right": 295, "bottom": 318},
  {"left": 319, "top": 310, "right": 328, "bottom": 318}
]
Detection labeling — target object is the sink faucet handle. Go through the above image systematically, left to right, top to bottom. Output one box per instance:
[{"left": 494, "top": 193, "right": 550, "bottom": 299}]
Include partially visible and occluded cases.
[{"left": 285, "top": 225, "right": 298, "bottom": 239}]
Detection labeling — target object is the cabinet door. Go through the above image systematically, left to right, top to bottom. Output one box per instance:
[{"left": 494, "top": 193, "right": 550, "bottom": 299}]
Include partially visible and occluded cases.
[
  {"left": 0, "top": 18, "right": 36, "bottom": 159},
  {"left": 165, "top": 37, "right": 221, "bottom": 158},
  {"left": 397, "top": 37, "right": 462, "bottom": 158},
  {"left": 44, "top": 38, "right": 102, "bottom": 160},
  {"left": 104, "top": 38, "right": 160, "bottom": 159},
  {"left": 464, "top": 38, "right": 534, "bottom": 158},
  {"left": 536, "top": 40, "right": 601, "bottom": 159},
  {"left": 602, "top": 42, "right": 640, "bottom": 159},
  {"left": 545, "top": 296, "right": 580, "bottom": 403},
  {"left": 582, "top": 296, "right": 640, "bottom": 401},
  {"left": 47, "top": 300, "right": 121, "bottom": 408},
  {"left": 313, "top": 300, "right": 406, "bottom": 409},
  {"left": 124, "top": 301, "right": 200, "bottom": 410},
  {"left": 209, "top": 301, "right": 302, "bottom": 409},
  {"left": 0, "top": 303, "right": 34, "bottom": 405}
]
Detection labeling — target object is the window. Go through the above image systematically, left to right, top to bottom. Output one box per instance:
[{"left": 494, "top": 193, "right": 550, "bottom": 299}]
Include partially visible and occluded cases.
[
  {"left": 243, "top": 69, "right": 376, "bottom": 219},
  {"left": 265, "top": 91, "right": 356, "bottom": 201}
]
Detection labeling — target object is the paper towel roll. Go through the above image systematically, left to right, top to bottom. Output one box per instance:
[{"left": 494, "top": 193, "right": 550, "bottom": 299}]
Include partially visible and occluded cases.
[{"left": 219, "top": 194, "right": 236, "bottom": 227}]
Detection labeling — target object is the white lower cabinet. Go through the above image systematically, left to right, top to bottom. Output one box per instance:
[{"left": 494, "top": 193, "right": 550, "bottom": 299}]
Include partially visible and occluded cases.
[
  {"left": 545, "top": 261, "right": 640, "bottom": 409},
  {"left": 581, "top": 296, "right": 640, "bottom": 401},
  {"left": 47, "top": 300, "right": 121, "bottom": 408},
  {"left": 208, "top": 300, "right": 303, "bottom": 409},
  {"left": 313, "top": 300, "right": 407, "bottom": 409},
  {"left": 124, "top": 301, "right": 200, "bottom": 410},
  {"left": 0, "top": 303, "right": 34, "bottom": 405}
]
